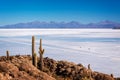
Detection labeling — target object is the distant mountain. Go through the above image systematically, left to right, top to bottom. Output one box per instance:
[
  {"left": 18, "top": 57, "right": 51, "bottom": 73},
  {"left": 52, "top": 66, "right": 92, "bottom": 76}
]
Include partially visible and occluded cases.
[{"left": 0, "top": 20, "right": 120, "bottom": 29}]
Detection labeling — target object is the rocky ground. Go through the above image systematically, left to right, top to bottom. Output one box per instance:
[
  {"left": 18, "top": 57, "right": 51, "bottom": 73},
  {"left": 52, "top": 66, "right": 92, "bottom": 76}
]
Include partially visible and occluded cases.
[{"left": 0, "top": 55, "right": 118, "bottom": 80}]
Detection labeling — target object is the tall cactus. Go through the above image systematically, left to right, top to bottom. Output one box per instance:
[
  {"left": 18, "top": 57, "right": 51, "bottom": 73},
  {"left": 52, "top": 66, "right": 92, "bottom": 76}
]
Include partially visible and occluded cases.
[
  {"left": 32, "top": 36, "right": 37, "bottom": 67},
  {"left": 32, "top": 36, "right": 35, "bottom": 61},
  {"left": 39, "top": 39, "right": 45, "bottom": 71},
  {"left": 6, "top": 50, "right": 10, "bottom": 60},
  {"left": 33, "top": 53, "right": 37, "bottom": 67}
]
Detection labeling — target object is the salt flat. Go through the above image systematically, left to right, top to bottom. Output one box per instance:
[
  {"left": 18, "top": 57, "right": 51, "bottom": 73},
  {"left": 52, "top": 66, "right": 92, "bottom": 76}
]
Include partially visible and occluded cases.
[{"left": 0, "top": 29, "right": 120, "bottom": 77}]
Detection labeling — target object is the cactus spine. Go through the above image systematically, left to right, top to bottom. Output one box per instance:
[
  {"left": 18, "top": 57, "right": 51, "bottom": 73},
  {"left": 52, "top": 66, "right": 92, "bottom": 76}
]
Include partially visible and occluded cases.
[
  {"left": 32, "top": 36, "right": 37, "bottom": 67},
  {"left": 39, "top": 39, "right": 45, "bottom": 71},
  {"left": 6, "top": 50, "right": 9, "bottom": 60}
]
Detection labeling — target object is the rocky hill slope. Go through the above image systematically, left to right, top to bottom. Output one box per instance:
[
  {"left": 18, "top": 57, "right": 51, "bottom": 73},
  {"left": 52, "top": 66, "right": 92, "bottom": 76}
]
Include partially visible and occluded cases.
[
  {"left": 0, "top": 55, "right": 116, "bottom": 80},
  {"left": 0, "top": 55, "right": 55, "bottom": 80}
]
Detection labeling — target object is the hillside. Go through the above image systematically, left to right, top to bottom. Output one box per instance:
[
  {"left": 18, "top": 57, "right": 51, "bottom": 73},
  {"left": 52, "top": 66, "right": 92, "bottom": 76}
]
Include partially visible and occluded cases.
[
  {"left": 0, "top": 55, "right": 116, "bottom": 80},
  {"left": 0, "top": 55, "right": 55, "bottom": 80}
]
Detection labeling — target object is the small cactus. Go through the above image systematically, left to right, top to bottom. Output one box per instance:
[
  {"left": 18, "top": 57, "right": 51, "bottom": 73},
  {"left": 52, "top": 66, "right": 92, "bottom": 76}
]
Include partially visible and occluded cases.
[
  {"left": 39, "top": 39, "right": 45, "bottom": 71},
  {"left": 6, "top": 50, "right": 10, "bottom": 60},
  {"left": 87, "top": 64, "right": 92, "bottom": 79},
  {"left": 88, "top": 64, "right": 90, "bottom": 69},
  {"left": 110, "top": 74, "right": 114, "bottom": 78}
]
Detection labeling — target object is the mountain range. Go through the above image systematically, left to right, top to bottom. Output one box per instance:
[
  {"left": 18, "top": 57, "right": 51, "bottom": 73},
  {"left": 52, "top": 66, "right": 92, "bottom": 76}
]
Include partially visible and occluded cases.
[{"left": 0, "top": 20, "right": 120, "bottom": 29}]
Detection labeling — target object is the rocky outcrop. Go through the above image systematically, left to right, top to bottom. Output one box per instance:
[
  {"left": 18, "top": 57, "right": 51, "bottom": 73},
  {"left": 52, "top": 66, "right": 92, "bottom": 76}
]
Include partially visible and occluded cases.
[
  {"left": 0, "top": 55, "right": 115, "bottom": 80},
  {"left": 0, "top": 55, "right": 55, "bottom": 80},
  {"left": 41, "top": 57, "right": 114, "bottom": 80},
  {"left": 93, "top": 72, "right": 115, "bottom": 80}
]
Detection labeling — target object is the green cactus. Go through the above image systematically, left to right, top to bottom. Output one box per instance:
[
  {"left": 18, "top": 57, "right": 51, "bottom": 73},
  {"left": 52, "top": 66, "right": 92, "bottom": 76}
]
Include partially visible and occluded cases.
[
  {"left": 39, "top": 39, "right": 45, "bottom": 71},
  {"left": 6, "top": 50, "right": 9, "bottom": 60}
]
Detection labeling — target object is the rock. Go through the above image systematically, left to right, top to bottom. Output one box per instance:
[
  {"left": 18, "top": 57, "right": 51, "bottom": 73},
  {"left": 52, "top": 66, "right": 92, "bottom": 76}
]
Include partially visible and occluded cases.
[
  {"left": 0, "top": 62, "right": 19, "bottom": 78},
  {"left": 66, "top": 68, "right": 71, "bottom": 73},
  {"left": 94, "top": 72, "right": 114, "bottom": 80},
  {"left": 0, "top": 73, "right": 9, "bottom": 80}
]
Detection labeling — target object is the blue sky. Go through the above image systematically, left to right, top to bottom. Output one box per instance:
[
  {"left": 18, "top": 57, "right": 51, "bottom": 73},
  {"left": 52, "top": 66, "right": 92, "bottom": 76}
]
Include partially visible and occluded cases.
[{"left": 0, "top": 0, "right": 120, "bottom": 25}]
